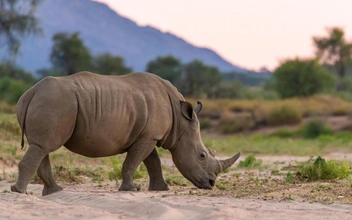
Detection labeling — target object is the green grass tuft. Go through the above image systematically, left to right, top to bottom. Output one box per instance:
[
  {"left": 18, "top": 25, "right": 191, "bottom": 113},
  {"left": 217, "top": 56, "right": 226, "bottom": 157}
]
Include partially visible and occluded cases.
[
  {"left": 302, "top": 119, "right": 333, "bottom": 139},
  {"left": 237, "top": 155, "right": 262, "bottom": 169},
  {"left": 296, "top": 156, "right": 351, "bottom": 181}
]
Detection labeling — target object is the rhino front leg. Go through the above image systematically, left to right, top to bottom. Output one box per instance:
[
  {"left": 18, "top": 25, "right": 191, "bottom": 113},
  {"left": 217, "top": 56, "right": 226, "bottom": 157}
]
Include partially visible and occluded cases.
[
  {"left": 119, "top": 140, "right": 156, "bottom": 191},
  {"left": 11, "top": 144, "right": 47, "bottom": 194},
  {"left": 143, "top": 148, "right": 169, "bottom": 191},
  {"left": 37, "top": 155, "right": 62, "bottom": 196}
]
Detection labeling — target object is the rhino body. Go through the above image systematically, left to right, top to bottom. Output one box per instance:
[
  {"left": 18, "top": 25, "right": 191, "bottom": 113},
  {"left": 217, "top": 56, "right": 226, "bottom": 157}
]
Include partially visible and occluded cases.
[{"left": 11, "top": 72, "right": 240, "bottom": 196}]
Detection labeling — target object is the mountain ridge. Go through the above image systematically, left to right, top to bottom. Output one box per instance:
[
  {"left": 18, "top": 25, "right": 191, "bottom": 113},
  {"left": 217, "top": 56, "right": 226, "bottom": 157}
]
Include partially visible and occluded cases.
[{"left": 16, "top": 0, "right": 246, "bottom": 73}]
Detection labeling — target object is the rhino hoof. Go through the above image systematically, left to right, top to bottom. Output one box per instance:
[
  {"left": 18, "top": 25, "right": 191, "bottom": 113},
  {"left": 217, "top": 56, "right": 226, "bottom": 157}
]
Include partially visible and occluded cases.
[
  {"left": 148, "top": 183, "right": 169, "bottom": 191},
  {"left": 10, "top": 184, "right": 26, "bottom": 194},
  {"left": 119, "top": 184, "right": 140, "bottom": 191},
  {"left": 42, "top": 185, "right": 63, "bottom": 196}
]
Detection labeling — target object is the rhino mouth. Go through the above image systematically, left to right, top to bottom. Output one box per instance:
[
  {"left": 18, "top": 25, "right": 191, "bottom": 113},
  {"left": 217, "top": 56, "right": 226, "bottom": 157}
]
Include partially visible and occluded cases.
[{"left": 194, "top": 178, "right": 216, "bottom": 189}]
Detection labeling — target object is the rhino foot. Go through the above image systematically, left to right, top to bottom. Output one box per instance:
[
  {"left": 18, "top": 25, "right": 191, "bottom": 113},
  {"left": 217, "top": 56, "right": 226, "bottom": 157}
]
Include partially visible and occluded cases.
[
  {"left": 148, "top": 182, "right": 169, "bottom": 191},
  {"left": 119, "top": 183, "right": 141, "bottom": 191},
  {"left": 10, "top": 184, "right": 27, "bottom": 194},
  {"left": 42, "top": 184, "right": 63, "bottom": 196}
]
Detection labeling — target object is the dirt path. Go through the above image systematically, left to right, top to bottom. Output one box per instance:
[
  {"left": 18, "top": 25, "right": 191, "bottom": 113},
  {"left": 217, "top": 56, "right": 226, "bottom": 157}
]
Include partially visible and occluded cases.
[
  {"left": 1, "top": 154, "right": 352, "bottom": 219},
  {"left": 1, "top": 181, "right": 352, "bottom": 220}
]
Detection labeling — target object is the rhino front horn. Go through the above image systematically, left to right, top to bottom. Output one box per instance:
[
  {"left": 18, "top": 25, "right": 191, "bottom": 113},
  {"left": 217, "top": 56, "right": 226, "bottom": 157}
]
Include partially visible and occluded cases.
[{"left": 217, "top": 152, "right": 241, "bottom": 174}]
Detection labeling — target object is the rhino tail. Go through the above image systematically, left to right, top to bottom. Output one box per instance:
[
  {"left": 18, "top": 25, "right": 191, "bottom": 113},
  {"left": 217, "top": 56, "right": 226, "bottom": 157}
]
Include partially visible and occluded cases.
[{"left": 17, "top": 88, "right": 36, "bottom": 149}]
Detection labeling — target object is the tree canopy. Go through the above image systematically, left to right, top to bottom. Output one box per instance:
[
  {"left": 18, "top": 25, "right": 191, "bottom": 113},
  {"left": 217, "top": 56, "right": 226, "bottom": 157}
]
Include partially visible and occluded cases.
[
  {"left": 0, "top": 0, "right": 41, "bottom": 58},
  {"left": 313, "top": 27, "right": 352, "bottom": 89},
  {"left": 50, "top": 32, "right": 92, "bottom": 75},
  {"left": 91, "top": 53, "right": 132, "bottom": 75},
  {"left": 146, "top": 55, "right": 182, "bottom": 84},
  {"left": 273, "top": 58, "right": 335, "bottom": 98},
  {"left": 182, "top": 60, "right": 222, "bottom": 98}
]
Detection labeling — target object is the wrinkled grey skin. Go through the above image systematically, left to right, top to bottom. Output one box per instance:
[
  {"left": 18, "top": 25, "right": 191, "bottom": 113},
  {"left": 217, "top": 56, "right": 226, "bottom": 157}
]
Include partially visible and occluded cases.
[{"left": 11, "top": 72, "right": 240, "bottom": 196}]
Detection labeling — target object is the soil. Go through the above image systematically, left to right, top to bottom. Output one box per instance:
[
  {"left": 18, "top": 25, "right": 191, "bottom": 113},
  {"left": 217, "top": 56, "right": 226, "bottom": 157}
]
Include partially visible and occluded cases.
[
  {"left": 1, "top": 154, "right": 352, "bottom": 220},
  {"left": 1, "top": 180, "right": 352, "bottom": 220}
]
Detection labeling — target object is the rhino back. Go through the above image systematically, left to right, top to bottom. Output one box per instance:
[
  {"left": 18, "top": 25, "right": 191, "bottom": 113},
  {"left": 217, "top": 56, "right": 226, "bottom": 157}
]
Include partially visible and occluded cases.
[{"left": 63, "top": 72, "right": 175, "bottom": 157}]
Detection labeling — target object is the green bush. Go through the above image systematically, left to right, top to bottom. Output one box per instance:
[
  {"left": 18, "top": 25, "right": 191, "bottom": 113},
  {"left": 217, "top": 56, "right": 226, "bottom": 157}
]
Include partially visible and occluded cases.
[
  {"left": 272, "top": 58, "right": 336, "bottom": 98},
  {"left": 0, "top": 77, "right": 32, "bottom": 104},
  {"left": 267, "top": 105, "right": 302, "bottom": 126},
  {"left": 302, "top": 119, "right": 333, "bottom": 139},
  {"left": 237, "top": 155, "right": 262, "bottom": 169},
  {"left": 296, "top": 156, "right": 350, "bottom": 181}
]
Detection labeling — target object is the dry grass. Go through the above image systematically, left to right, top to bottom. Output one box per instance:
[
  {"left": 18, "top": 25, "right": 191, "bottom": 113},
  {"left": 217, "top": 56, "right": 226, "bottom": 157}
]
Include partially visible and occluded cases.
[{"left": 191, "top": 94, "right": 352, "bottom": 133}]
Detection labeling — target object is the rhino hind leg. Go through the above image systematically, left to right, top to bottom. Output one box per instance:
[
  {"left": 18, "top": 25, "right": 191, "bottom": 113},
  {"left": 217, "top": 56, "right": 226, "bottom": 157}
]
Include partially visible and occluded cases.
[
  {"left": 119, "top": 140, "right": 156, "bottom": 191},
  {"left": 11, "top": 144, "right": 48, "bottom": 194},
  {"left": 143, "top": 148, "right": 169, "bottom": 191},
  {"left": 37, "top": 155, "right": 62, "bottom": 196}
]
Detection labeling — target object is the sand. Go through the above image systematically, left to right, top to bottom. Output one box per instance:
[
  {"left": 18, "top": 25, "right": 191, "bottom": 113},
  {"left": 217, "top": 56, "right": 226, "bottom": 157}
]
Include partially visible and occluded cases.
[{"left": 1, "top": 179, "right": 352, "bottom": 220}]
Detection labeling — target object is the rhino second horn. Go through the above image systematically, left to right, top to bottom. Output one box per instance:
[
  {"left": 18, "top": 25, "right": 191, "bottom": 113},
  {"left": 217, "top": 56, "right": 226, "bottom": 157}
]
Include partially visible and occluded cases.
[
  {"left": 194, "top": 101, "right": 202, "bottom": 114},
  {"left": 217, "top": 152, "right": 241, "bottom": 174}
]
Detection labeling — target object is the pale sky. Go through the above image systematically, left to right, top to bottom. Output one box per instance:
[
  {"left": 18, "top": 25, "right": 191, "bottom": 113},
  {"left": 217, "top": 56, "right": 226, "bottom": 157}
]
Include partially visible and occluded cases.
[{"left": 95, "top": 0, "right": 352, "bottom": 71}]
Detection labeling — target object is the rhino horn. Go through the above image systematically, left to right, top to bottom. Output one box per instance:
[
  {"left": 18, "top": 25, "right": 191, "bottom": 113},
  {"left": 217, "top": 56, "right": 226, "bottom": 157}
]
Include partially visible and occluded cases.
[
  {"left": 194, "top": 101, "right": 202, "bottom": 114},
  {"left": 216, "top": 152, "right": 241, "bottom": 174}
]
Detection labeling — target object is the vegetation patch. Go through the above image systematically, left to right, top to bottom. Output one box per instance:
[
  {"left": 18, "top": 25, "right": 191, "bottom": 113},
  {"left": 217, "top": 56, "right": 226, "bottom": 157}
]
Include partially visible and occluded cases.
[
  {"left": 267, "top": 105, "right": 302, "bottom": 126},
  {"left": 220, "top": 111, "right": 255, "bottom": 134},
  {"left": 0, "top": 113, "right": 21, "bottom": 139},
  {"left": 302, "top": 119, "right": 333, "bottom": 139},
  {"left": 237, "top": 155, "right": 263, "bottom": 169},
  {"left": 296, "top": 156, "right": 351, "bottom": 181},
  {"left": 166, "top": 175, "right": 189, "bottom": 186}
]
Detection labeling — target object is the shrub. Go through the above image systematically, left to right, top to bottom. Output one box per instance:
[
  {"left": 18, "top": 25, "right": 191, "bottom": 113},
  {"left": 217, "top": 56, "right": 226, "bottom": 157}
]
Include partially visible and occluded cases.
[
  {"left": 272, "top": 58, "right": 336, "bottom": 98},
  {"left": 0, "top": 77, "right": 32, "bottom": 104},
  {"left": 267, "top": 105, "right": 302, "bottom": 126},
  {"left": 220, "top": 111, "right": 255, "bottom": 134},
  {"left": 302, "top": 119, "right": 333, "bottom": 139},
  {"left": 237, "top": 155, "right": 262, "bottom": 168},
  {"left": 296, "top": 156, "right": 351, "bottom": 181}
]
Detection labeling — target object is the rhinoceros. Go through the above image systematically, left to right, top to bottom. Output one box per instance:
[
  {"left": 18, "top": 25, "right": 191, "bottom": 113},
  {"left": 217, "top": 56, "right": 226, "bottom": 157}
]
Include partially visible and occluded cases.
[{"left": 11, "top": 71, "right": 240, "bottom": 196}]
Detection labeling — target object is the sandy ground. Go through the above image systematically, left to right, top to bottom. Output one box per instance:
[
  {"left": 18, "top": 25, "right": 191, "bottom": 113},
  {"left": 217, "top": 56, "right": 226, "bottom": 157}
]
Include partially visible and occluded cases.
[
  {"left": 1, "top": 154, "right": 352, "bottom": 220},
  {"left": 1, "top": 181, "right": 352, "bottom": 220}
]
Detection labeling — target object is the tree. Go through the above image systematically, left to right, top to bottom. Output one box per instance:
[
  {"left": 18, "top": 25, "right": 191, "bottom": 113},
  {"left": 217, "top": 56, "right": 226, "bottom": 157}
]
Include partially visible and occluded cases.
[
  {"left": 0, "top": 0, "right": 41, "bottom": 58},
  {"left": 313, "top": 27, "right": 352, "bottom": 88},
  {"left": 50, "top": 32, "right": 91, "bottom": 75},
  {"left": 92, "top": 53, "right": 132, "bottom": 75},
  {"left": 146, "top": 55, "right": 182, "bottom": 84},
  {"left": 273, "top": 58, "right": 335, "bottom": 98},
  {"left": 182, "top": 60, "right": 222, "bottom": 98},
  {"left": 0, "top": 61, "right": 36, "bottom": 83},
  {"left": 0, "top": 77, "right": 32, "bottom": 104},
  {"left": 211, "top": 81, "right": 244, "bottom": 99}
]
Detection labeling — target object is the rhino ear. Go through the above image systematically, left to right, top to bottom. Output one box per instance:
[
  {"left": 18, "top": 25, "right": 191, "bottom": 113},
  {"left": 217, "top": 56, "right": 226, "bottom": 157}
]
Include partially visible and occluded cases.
[{"left": 180, "top": 101, "right": 193, "bottom": 120}]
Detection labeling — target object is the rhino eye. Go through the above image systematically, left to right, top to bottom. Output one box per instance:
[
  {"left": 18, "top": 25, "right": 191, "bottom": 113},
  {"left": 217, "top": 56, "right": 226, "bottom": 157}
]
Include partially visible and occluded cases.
[{"left": 200, "top": 152, "right": 206, "bottom": 160}]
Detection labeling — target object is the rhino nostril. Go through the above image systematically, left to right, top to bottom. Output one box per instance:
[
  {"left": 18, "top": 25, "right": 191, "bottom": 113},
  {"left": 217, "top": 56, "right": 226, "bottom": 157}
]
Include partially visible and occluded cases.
[{"left": 209, "top": 179, "right": 215, "bottom": 187}]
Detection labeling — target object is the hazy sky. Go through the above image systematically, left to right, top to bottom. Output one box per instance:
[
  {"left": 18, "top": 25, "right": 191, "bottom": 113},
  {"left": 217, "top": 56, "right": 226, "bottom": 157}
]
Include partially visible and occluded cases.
[{"left": 95, "top": 0, "right": 352, "bottom": 71}]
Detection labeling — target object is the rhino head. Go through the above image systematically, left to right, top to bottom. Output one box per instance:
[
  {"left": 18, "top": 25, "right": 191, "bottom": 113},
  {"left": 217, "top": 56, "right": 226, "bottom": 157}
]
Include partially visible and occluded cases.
[{"left": 168, "top": 101, "right": 241, "bottom": 189}]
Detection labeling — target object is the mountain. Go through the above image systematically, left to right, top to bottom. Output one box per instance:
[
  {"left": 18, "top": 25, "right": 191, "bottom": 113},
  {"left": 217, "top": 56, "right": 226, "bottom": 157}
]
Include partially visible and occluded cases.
[{"left": 16, "top": 0, "right": 246, "bottom": 74}]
